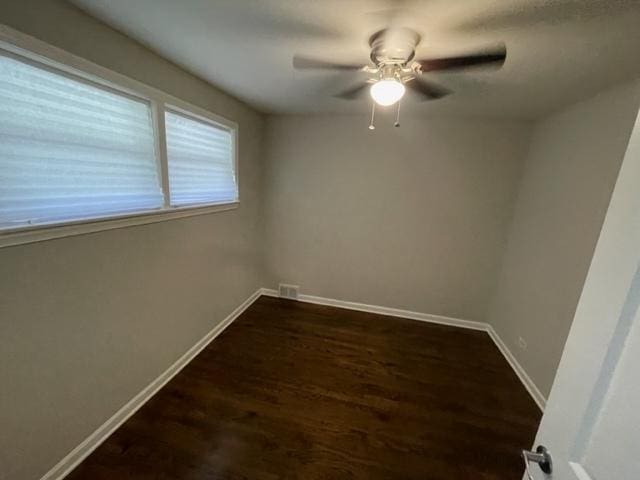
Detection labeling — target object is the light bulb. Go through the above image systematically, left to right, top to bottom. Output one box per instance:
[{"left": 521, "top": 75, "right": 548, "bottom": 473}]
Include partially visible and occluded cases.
[{"left": 370, "top": 79, "right": 405, "bottom": 106}]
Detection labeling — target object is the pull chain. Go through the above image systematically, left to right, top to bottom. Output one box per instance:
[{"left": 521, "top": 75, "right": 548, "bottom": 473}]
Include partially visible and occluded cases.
[
  {"left": 394, "top": 99, "right": 402, "bottom": 128},
  {"left": 368, "top": 101, "right": 376, "bottom": 130}
]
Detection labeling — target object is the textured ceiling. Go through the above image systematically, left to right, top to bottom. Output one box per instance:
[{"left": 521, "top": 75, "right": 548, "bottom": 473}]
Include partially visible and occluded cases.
[{"left": 69, "top": 0, "right": 640, "bottom": 119}]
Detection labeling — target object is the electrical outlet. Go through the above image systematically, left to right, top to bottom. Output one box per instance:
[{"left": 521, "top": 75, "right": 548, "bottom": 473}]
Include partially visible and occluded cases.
[{"left": 518, "top": 337, "right": 527, "bottom": 350}]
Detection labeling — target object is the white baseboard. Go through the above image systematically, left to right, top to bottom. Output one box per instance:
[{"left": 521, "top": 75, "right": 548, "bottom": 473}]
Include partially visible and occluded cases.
[
  {"left": 40, "top": 288, "right": 264, "bottom": 480},
  {"left": 262, "top": 288, "right": 546, "bottom": 411},
  {"left": 260, "top": 289, "right": 487, "bottom": 331},
  {"left": 486, "top": 325, "right": 546, "bottom": 411}
]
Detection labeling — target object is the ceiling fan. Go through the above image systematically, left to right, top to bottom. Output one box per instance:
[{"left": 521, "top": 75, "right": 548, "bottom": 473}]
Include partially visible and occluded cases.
[{"left": 293, "top": 28, "right": 506, "bottom": 128}]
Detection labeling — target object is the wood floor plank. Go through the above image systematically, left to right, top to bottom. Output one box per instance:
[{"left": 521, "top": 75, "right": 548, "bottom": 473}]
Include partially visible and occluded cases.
[{"left": 66, "top": 296, "right": 540, "bottom": 479}]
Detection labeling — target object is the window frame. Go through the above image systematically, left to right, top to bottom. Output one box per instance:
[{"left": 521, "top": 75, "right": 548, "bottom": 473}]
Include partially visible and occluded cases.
[{"left": 0, "top": 25, "right": 239, "bottom": 248}]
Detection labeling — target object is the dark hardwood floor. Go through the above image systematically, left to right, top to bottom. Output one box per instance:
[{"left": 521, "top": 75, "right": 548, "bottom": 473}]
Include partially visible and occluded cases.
[{"left": 67, "top": 296, "right": 541, "bottom": 479}]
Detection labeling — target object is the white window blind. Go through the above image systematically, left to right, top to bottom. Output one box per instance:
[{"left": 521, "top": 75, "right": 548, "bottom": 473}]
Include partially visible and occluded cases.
[
  {"left": 0, "top": 54, "right": 163, "bottom": 229},
  {"left": 165, "top": 110, "right": 237, "bottom": 206}
]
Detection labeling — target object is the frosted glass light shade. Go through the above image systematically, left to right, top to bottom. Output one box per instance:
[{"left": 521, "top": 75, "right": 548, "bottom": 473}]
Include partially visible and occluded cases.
[{"left": 370, "top": 79, "right": 405, "bottom": 106}]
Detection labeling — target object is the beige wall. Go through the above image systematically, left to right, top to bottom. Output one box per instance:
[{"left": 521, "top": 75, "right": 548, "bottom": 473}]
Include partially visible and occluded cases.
[
  {"left": 0, "top": 1, "right": 266, "bottom": 479},
  {"left": 2, "top": 2, "right": 640, "bottom": 479},
  {"left": 488, "top": 80, "right": 640, "bottom": 397},
  {"left": 263, "top": 82, "right": 640, "bottom": 401},
  {"left": 263, "top": 114, "right": 531, "bottom": 321}
]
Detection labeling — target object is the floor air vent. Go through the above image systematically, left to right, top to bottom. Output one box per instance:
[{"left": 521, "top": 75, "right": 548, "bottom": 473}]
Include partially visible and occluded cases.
[{"left": 278, "top": 284, "right": 299, "bottom": 300}]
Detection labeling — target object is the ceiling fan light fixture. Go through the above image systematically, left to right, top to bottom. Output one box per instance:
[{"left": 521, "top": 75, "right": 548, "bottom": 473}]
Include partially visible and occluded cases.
[{"left": 370, "top": 79, "right": 405, "bottom": 106}]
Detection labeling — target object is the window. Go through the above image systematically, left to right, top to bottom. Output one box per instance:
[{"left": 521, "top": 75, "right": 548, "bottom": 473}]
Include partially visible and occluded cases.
[
  {"left": 0, "top": 33, "right": 238, "bottom": 245},
  {"left": 0, "top": 54, "right": 163, "bottom": 229},
  {"left": 165, "top": 110, "right": 237, "bottom": 206}
]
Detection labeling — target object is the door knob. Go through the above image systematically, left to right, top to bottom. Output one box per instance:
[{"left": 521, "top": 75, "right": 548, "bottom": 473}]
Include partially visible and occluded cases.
[{"left": 522, "top": 445, "right": 553, "bottom": 479}]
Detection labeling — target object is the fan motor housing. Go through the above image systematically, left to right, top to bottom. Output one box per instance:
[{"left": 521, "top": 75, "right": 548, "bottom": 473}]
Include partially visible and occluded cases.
[{"left": 369, "top": 28, "right": 421, "bottom": 66}]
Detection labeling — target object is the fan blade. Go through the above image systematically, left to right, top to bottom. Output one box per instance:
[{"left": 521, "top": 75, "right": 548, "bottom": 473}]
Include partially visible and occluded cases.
[
  {"left": 416, "top": 45, "right": 506, "bottom": 72},
  {"left": 293, "top": 55, "right": 364, "bottom": 71},
  {"left": 406, "top": 79, "right": 451, "bottom": 101},
  {"left": 334, "top": 82, "right": 370, "bottom": 100}
]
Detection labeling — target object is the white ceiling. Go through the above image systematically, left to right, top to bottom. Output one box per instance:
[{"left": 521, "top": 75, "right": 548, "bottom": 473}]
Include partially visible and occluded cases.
[{"left": 69, "top": 0, "right": 640, "bottom": 119}]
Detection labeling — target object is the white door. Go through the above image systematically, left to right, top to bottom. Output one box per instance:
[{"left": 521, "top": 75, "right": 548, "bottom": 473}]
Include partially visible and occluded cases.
[{"left": 524, "top": 108, "right": 640, "bottom": 480}]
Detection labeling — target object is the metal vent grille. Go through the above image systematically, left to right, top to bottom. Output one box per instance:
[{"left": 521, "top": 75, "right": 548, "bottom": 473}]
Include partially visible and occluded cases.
[{"left": 278, "top": 284, "right": 299, "bottom": 300}]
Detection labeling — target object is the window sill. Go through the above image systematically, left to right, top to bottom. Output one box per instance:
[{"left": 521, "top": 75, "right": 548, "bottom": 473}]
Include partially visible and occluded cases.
[{"left": 0, "top": 202, "right": 239, "bottom": 248}]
